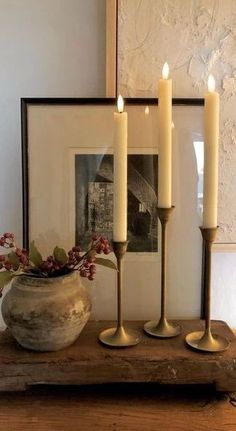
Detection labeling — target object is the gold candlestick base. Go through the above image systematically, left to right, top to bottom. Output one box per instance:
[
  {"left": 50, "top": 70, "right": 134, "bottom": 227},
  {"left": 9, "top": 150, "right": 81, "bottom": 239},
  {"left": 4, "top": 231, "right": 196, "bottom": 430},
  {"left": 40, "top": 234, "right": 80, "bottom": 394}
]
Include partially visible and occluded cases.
[
  {"left": 144, "top": 206, "right": 181, "bottom": 338},
  {"left": 185, "top": 227, "right": 230, "bottom": 353},
  {"left": 99, "top": 241, "right": 141, "bottom": 348},
  {"left": 144, "top": 317, "right": 181, "bottom": 338},
  {"left": 99, "top": 326, "right": 141, "bottom": 347},
  {"left": 185, "top": 331, "right": 230, "bottom": 353}
]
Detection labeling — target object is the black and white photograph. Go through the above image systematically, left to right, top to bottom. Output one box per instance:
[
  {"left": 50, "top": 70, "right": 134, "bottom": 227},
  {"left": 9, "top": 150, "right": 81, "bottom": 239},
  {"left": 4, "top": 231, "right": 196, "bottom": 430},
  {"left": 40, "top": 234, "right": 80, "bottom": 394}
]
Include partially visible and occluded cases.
[{"left": 75, "top": 153, "right": 158, "bottom": 252}]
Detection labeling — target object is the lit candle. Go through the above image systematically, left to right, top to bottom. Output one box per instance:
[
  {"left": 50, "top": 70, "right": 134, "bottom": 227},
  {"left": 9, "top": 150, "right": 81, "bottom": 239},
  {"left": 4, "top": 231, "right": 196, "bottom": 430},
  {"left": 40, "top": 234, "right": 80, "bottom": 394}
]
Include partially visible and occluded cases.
[
  {"left": 158, "top": 62, "right": 172, "bottom": 208},
  {"left": 203, "top": 74, "right": 219, "bottom": 228},
  {"left": 113, "top": 95, "right": 128, "bottom": 242}
]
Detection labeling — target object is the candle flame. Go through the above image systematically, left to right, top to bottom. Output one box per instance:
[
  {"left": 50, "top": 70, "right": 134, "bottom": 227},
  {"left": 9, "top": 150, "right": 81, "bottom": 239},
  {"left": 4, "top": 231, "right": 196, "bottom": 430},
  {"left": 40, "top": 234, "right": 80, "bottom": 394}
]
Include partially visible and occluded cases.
[
  {"left": 162, "top": 62, "right": 169, "bottom": 79},
  {"left": 208, "top": 74, "right": 215, "bottom": 92},
  {"left": 117, "top": 94, "right": 124, "bottom": 113},
  {"left": 145, "top": 106, "right": 149, "bottom": 115},
  {"left": 171, "top": 121, "right": 175, "bottom": 129}
]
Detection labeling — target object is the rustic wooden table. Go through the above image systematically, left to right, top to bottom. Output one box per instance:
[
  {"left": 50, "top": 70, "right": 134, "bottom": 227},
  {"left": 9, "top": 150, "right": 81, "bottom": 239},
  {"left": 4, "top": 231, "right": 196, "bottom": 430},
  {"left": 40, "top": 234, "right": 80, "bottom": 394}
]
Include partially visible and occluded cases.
[
  {"left": 0, "top": 320, "right": 235, "bottom": 392},
  {"left": 0, "top": 384, "right": 235, "bottom": 431}
]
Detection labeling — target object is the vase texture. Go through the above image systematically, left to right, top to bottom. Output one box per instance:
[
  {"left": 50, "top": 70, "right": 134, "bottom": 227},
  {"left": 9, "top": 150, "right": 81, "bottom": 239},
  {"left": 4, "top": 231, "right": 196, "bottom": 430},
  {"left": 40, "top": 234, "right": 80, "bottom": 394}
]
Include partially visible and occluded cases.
[{"left": 1, "top": 271, "right": 91, "bottom": 352}]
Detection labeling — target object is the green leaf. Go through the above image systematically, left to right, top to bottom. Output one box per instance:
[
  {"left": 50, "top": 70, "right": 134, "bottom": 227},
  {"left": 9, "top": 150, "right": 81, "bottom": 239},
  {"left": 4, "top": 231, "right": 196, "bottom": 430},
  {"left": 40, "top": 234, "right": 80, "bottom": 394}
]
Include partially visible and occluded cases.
[
  {"left": 29, "top": 241, "right": 43, "bottom": 267},
  {"left": 53, "top": 246, "right": 68, "bottom": 264},
  {"left": 7, "top": 252, "right": 20, "bottom": 269},
  {"left": 95, "top": 258, "right": 117, "bottom": 270},
  {"left": 0, "top": 272, "right": 15, "bottom": 290}
]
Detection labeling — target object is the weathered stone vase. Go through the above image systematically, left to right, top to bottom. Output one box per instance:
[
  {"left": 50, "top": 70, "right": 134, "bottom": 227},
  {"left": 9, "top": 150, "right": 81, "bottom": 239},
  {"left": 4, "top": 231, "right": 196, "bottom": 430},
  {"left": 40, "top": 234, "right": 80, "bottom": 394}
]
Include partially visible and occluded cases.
[{"left": 1, "top": 271, "right": 91, "bottom": 352}]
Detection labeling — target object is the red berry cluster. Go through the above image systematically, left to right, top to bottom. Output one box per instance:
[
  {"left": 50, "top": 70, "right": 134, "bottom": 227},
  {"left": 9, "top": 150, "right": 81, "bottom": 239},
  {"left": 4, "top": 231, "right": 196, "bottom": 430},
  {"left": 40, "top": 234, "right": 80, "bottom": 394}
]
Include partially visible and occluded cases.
[
  {"left": 0, "top": 232, "right": 112, "bottom": 281},
  {"left": 0, "top": 233, "right": 15, "bottom": 248},
  {"left": 0, "top": 233, "right": 28, "bottom": 271},
  {"left": 91, "top": 234, "right": 111, "bottom": 255},
  {"left": 36, "top": 235, "right": 111, "bottom": 278},
  {"left": 69, "top": 236, "right": 111, "bottom": 281},
  {"left": 69, "top": 244, "right": 97, "bottom": 280},
  {"left": 39, "top": 245, "right": 82, "bottom": 276},
  {"left": 67, "top": 246, "right": 82, "bottom": 267},
  {"left": 0, "top": 247, "right": 28, "bottom": 271},
  {"left": 15, "top": 248, "right": 29, "bottom": 266},
  {"left": 39, "top": 256, "right": 64, "bottom": 274},
  {"left": 79, "top": 261, "right": 96, "bottom": 281}
]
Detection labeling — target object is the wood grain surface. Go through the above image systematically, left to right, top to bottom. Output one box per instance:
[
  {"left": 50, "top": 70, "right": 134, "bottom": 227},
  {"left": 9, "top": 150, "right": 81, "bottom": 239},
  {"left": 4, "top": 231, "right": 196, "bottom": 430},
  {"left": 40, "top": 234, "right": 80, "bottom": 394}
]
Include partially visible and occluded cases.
[
  {"left": 0, "top": 320, "right": 235, "bottom": 392},
  {"left": 0, "top": 384, "right": 235, "bottom": 431}
]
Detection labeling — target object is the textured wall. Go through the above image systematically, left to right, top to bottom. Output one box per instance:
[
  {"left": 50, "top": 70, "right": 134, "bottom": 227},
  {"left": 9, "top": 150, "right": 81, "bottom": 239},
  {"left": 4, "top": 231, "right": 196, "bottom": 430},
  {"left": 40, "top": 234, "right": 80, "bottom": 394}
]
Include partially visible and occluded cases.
[{"left": 118, "top": 0, "right": 236, "bottom": 242}]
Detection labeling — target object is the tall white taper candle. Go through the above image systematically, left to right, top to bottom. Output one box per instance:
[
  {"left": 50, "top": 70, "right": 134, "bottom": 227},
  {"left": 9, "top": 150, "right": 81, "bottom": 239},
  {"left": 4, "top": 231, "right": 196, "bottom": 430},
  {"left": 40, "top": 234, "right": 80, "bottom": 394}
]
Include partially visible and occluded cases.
[
  {"left": 158, "top": 62, "right": 172, "bottom": 208},
  {"left": 203, "top": 74, "right": 219, "bottom": 228},
  {"left": 113, "top": 95, "right": 128, "bottom": 242}
]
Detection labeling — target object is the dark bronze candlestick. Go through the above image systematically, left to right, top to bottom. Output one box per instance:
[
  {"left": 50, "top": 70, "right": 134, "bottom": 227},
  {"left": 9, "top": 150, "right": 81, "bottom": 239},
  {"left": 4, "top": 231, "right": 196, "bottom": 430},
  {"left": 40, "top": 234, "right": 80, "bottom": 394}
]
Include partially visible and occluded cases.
[
  {"left": 144, "top": 206, "right": 181, "bottom": 338},
  {"left": 185, "top": 227, "right": 230, "bottom": 352},
  {"left": 99, "top": 241, "right": 141, "bottom": 347}
]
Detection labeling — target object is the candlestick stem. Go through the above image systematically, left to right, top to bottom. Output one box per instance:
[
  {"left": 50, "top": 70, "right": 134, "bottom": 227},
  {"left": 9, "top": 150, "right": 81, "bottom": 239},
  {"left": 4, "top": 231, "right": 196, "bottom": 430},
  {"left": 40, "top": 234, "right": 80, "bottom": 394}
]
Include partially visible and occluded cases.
[
  {"left": 144, "top": 207, "right": 181, "bottom": 338},
  {"left": 160, "top": 215, "right": 167, "bottom": 320},
  {"left": 185, "top": 227, "right": 230, "bottom": 352},
  {"left": 204, "top": 228, "right": 212, "bottom": 334},
  {"left": 99, "top": 241, "right": 141, "bottom": 347},
  {"left": 116, "top": 243, "right": 124, "bottom": 329}
]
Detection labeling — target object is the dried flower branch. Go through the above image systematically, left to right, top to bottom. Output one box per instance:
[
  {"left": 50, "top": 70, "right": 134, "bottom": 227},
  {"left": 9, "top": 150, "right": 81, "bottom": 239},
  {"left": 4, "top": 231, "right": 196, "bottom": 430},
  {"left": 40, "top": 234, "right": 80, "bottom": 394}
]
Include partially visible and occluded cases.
[{"left": 0, "top": 233, "right": 115, "bottom": 295}]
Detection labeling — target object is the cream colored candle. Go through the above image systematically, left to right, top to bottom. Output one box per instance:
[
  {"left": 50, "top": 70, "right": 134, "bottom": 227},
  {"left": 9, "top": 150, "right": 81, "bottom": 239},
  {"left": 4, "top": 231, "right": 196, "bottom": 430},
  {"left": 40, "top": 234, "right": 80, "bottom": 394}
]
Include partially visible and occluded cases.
[
  {"left": 158, "top": 62, "right": 172, "bottom": 208},
  {"left": 203, "top": 74, "right": 220, "bottom": 228},
  {"left": 113, "top": 95, "right": 128, "bottom": 242}
]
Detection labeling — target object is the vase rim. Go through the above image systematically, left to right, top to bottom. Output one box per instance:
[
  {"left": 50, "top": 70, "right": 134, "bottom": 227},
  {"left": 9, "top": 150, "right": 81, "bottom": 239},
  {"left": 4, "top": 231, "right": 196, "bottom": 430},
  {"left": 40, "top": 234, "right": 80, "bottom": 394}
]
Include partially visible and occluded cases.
[
  {"left": 12, "top": 270, "right": 79, "bottom": 289},
  {"left": 18, "top": 270, "right": 77, "bottom": 280}
]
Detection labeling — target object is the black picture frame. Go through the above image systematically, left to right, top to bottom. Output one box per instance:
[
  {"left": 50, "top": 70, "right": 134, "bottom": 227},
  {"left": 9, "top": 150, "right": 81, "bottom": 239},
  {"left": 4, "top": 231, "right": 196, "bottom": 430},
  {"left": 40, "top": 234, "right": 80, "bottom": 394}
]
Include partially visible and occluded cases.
[{"left": 21, "top": 97, "right": 205, "bottom": 317}]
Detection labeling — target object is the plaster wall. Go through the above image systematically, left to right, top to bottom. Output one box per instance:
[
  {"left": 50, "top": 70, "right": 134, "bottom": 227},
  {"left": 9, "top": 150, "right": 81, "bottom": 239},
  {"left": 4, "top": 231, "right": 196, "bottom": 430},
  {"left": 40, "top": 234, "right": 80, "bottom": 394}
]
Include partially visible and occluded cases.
[
  {"left": 118, "top": 0, "right": 236, "bottom": 326},
  {"left": 118, "top": 0, "right": 236, "bottom": 243}
]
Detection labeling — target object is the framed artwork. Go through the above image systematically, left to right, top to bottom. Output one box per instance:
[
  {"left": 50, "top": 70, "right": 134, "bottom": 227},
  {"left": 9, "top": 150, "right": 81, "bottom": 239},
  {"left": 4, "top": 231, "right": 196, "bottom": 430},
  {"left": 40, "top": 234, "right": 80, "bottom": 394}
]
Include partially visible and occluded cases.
[
  {"left": 21, "top": 98, "right": 205, "bottom": 320},
  {"left": 22, "top": 98, "right": 160, "bottom": 257},
  {"left": 73, "top": 151, "right": 158, "bottom": 253}
]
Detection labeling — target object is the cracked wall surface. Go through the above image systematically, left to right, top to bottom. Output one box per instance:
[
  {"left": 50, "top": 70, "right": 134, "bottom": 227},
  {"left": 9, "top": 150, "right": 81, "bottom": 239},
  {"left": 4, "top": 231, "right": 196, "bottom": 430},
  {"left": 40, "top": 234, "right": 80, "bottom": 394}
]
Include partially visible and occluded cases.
[{"left": 118, "top": 0, "right": 236, "bottom": 242}]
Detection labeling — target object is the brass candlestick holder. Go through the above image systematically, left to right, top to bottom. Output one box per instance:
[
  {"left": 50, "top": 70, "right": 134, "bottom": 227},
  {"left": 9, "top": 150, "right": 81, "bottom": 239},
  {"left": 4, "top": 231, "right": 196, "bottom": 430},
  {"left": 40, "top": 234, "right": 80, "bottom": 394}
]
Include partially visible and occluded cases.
[
  {"left": 144, "top": 206, "right": 181, "bottom": 338},
  {"left": 185, "top": 227, "right": 230, "bottom": 353},
  {"left": 99, "top": 241, "right": 141, "bottom": 347}
]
